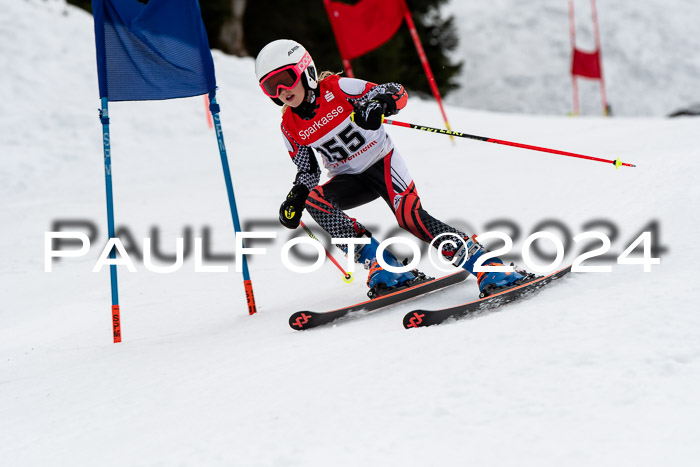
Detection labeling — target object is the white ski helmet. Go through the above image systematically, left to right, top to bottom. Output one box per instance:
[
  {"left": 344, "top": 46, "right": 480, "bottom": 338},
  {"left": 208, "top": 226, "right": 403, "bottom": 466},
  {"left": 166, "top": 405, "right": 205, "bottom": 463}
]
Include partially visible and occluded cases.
[{"left": 255, "top": 39, "right": 318, "bottom": 106}]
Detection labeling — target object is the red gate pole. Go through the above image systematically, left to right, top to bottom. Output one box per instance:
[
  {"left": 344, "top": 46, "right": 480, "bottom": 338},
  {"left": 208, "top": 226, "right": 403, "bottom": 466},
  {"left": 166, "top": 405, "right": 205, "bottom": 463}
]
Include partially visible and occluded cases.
[
  {"left": 590, "top": 0, "right": 609, "bottom": 115},
  {"left": 569, "top": 1, "right": 580, "bottom": 116},
  {"left": 402, "top": 4, "right": 453, "bottom": 139},
  {"left": 343, "top": 58, "right": 355, "bottom": 78},
  {"left": 204, "top": 95, "right": 214, "bottom": 129}
]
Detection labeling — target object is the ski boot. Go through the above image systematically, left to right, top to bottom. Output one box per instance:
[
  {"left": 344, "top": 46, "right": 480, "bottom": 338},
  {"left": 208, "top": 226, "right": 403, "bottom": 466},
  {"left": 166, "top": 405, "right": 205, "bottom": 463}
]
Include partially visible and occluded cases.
[
  {"left": 454, "top": 236, "right": 534, "bottom": 298},
  {"left": 356, "top": 237, "right": 429, "bottom": 299}
]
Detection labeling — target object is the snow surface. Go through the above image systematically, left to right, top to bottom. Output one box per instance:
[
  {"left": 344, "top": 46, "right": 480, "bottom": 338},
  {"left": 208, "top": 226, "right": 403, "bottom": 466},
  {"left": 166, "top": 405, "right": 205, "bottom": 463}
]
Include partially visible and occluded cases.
[
  {"left": 446, "top": 0, "right": 700, "bottom": 117},
  {"left": 1, "top": 1, "right": 700, "bottom": 466}
]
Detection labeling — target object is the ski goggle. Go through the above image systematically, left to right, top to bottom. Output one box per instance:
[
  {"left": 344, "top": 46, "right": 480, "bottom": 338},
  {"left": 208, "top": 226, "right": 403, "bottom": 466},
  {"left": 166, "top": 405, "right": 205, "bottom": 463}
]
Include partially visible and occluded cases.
[{"left": 259, "top": 51, "right": 313, "bottom": 98}]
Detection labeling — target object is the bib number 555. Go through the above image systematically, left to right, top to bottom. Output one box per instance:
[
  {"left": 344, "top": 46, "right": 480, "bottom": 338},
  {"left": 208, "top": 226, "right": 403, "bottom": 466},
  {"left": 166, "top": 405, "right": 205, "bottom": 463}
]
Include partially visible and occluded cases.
[{"left": 316, "top": 124, "right": 366, "bottom": 163}]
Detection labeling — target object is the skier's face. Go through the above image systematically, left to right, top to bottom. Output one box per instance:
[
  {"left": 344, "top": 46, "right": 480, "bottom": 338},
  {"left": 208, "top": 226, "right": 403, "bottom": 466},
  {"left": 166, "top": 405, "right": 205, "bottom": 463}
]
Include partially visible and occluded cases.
[{"left": 279, "top": 79, "right": 305, "bottom": 108}]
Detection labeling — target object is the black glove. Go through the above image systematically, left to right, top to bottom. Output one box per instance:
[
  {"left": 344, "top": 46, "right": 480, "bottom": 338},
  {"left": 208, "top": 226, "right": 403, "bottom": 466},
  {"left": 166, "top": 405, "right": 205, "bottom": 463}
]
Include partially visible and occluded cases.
[
  {"left": 374, "top": 93, "right": 398, "bottom": 116},
  {"left": 351, "top": 99, "right": 387, "bottom": 130},
  {"left": 279, "top": 184, "right": 310, "bottom": 229}
]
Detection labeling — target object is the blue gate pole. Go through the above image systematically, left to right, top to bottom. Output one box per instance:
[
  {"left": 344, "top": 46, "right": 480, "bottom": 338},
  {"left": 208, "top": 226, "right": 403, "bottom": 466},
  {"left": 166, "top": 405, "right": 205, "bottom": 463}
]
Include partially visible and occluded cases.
[
  {"left": 208, "top": 92, "right": 257, "bottom": 315},
  {"left": 100, "top": 98, "right": 122, "bottom": 342}
]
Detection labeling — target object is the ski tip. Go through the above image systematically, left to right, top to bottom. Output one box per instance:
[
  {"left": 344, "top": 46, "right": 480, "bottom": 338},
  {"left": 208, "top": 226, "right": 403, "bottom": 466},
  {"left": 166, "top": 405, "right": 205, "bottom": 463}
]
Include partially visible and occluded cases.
[
  {"left": 403, "top": 310, "right": 428, "bottom": 329},
  {"left": 289, "top": 311, "right": 313, "bottom": 331}
]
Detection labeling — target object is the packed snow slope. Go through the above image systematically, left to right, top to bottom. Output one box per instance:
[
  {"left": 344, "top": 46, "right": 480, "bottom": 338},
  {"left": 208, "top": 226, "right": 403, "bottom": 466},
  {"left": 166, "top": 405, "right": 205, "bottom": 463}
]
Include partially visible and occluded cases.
[
  {"left": 446, "top": 0, "right": 700, "bottom": 117},
  {"left": 1, "top": 1, "right": 699, "bottom": 466}
]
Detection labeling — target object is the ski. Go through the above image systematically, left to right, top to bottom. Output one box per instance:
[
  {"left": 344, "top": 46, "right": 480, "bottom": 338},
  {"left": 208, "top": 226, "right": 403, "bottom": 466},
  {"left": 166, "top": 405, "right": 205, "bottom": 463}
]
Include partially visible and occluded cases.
[
  {"left": 403, "top": 265, "right": 572, "bottom": 328},
  {"left": 289, "top": 269, "right": 469, "bottom": 330}
]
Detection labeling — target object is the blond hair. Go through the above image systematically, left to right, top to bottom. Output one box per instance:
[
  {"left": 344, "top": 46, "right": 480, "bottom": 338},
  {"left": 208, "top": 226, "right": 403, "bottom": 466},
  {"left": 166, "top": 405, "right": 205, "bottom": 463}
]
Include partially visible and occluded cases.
[{"left": 281, "top": 71, "right": 342, "bottom": 115}]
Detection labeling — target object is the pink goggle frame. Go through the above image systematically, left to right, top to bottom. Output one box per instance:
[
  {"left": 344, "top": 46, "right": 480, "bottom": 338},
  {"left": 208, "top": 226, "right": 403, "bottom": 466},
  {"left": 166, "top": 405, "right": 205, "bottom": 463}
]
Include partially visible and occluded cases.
[{"left": 259, "top": 51, "right": 313, "bottom": 98}]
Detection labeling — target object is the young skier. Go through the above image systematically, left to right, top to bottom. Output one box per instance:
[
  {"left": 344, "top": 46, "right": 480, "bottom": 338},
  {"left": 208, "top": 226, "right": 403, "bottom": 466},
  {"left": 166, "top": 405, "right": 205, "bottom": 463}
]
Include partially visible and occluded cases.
[{"left": 255, "top": 39, "right": 528, "bottom": 297}]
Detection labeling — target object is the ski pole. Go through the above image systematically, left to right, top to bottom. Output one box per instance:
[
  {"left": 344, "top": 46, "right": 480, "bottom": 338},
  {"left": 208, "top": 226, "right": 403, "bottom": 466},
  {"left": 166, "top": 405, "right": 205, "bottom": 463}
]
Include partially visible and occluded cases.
[
  {"left": 383, "top": 118, "right": 636, "bottom": 169},
  {"left": 300, "top": 221, "right": 354, "bottom": 283}
]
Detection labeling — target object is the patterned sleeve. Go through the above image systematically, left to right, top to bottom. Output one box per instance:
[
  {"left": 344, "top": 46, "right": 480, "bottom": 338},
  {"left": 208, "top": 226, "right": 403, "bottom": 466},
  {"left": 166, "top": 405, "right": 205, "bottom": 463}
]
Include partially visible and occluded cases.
[
  {"left": 339, "top": 78, "right": 408, "bottom": 115},
  {"left": 281, "top": 124, "right": 320, "bottom": 191}
]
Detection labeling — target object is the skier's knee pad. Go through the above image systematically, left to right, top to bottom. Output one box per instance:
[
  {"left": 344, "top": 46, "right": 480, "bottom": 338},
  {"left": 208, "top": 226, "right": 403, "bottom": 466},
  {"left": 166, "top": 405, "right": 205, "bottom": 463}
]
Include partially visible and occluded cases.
[{"left": 394, "top": 191, "right": 430, "bottom": 241}]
